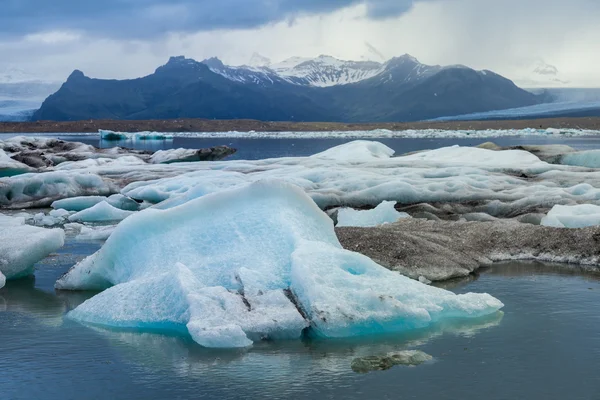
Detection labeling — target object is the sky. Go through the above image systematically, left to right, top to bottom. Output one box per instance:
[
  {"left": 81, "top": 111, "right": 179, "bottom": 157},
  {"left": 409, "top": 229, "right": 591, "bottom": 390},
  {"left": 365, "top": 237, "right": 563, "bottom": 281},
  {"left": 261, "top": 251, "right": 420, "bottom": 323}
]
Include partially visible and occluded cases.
[{"left": 1, "top": 0, "right": 599, "bottom": 87}]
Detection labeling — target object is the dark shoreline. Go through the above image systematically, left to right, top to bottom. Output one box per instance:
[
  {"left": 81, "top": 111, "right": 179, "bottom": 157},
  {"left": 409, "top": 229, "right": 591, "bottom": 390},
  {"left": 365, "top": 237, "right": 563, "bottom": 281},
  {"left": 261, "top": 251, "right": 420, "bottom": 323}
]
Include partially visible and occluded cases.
[{"left": 2, "top": 117, "right": 600, "bottom": 133}]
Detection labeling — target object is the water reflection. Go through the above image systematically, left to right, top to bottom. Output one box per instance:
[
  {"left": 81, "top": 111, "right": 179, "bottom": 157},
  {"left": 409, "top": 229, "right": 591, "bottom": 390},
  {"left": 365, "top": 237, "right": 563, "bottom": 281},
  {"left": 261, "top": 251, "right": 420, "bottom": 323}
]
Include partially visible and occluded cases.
[
  {"left": 0, "top": 277, "right": 96, "bottom": 326},
  {"left": 89, "top": 311, "right": 503, "bottom": 379}
]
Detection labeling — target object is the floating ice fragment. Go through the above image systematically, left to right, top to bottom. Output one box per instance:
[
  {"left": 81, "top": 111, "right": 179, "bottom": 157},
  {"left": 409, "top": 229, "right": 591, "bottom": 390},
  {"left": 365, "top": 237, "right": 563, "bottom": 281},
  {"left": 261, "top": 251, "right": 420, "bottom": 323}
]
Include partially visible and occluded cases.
[
  {"left": 99, "top": 130, "right": 174, "bottom": 141},
  {"left": 311, "top": 140, "right": 394, "bottom": 161},
  {"left": 57, "top": 181, "right": 503, "bottom": 348},
  {"left": 68, "top": 201, "right": 134, "bottom": 223},
  {"left": 337, "top": 201, "right": 410, "bottom": 227},
  {"left": 0, "top": 214, "right": 65, "bottom": 280}
]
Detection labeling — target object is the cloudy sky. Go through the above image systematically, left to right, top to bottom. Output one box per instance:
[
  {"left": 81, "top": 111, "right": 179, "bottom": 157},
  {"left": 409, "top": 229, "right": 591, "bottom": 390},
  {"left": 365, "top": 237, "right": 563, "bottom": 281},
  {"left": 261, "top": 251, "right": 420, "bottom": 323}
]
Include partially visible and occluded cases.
[{"left": 1, "top": 0, "right": 599, "bottom": 86}]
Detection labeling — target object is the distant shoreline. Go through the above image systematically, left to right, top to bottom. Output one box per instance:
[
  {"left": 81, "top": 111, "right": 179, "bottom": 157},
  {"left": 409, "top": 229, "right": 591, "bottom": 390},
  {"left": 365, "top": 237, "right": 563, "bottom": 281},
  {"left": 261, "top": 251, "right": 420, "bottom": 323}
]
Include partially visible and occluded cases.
[{"left": 2, "top": 117, "right": 600, "bottom": 134}]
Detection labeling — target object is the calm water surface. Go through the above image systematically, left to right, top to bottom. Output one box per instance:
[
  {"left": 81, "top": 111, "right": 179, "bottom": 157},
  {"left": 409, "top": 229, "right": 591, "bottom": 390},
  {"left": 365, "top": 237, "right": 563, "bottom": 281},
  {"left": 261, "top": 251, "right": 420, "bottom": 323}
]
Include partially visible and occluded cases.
[
  {"left": 4, "top": 133, "right": 600, "bottom": 159},
  {"left": 2, "top": 135, "right": 600, "bottom": 399},
  {"left": 1, "top": 242, "right": 600, "bottom": 400}
]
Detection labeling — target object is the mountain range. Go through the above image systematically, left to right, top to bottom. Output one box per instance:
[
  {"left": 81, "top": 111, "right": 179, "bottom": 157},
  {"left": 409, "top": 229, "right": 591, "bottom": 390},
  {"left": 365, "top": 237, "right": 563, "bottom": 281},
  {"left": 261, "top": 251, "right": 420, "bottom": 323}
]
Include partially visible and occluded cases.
[{"left": 32, "top": 54, "right": 543, "bottom": 122}]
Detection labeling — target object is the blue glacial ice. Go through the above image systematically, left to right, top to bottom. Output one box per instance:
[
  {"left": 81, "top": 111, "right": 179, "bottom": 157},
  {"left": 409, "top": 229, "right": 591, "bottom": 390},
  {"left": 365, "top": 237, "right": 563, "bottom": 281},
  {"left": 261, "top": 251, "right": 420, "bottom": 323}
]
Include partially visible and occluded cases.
[
  {"left": 100, "top": 129, "right": 174, "bottom": 141},
  {"left": 0, "top": 149, "right": 33, "bottom": 177},
  {"left": 560, "top": 150, "right": 600, "bottom": 169},
  {"left": 56, "top": 180, "right": 503, "bottom": 348},
  {"left": 68, "top": 201, "right": 134, "bottom": 223},
  {"left": 337, "top": 201, "right": 410, "bottom": 227},
  {"left": 541, "top": 204, "right": 600, "bottom": 228},
  {"left": 0, "top": 214, "right": 65, "bottom": 283}
]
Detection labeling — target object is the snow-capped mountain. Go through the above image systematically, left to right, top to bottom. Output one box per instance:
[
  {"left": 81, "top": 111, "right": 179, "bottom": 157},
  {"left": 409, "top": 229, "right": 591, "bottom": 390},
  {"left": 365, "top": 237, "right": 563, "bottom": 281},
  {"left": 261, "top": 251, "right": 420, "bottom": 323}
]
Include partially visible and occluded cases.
[
  {"left": 35, "top": 53, "right": 542, "bottom": 122},
  {"left": 206, "top": 53, "right": 493, "bottom": 89},
  {"left": 273, "top": 55, "right": 385, "bottom": 87}
]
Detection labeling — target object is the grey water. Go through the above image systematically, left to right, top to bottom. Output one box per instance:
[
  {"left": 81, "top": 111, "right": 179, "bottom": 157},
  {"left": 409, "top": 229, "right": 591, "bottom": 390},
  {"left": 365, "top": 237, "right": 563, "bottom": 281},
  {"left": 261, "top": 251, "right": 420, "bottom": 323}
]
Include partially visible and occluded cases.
[
  {"left": 3, "top": 132, "right": 600, "bottom": 160},
  {"left": 3, "top": 134, "right": 600, "bottom": 399},
  {"left": 84, "top": 135, "right": 600, "bottom": 160},
  {"left": 1, "top": 241, "right": 600, "bottom": 400}
]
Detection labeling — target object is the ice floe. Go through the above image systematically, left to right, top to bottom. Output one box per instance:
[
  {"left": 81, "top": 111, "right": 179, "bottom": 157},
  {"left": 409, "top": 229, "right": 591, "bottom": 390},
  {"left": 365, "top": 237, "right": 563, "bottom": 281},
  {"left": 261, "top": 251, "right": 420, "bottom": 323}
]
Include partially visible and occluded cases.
[
  {"left": 65, "top": 128, "right": 600, "bottom": 140},
  {"left": 100, "top": 130, "right": 174, "bottom": 141},
  {"left": 3, "top": 139, "right": 600, "bottom": 220},
  {"left": 150, "top": 147, "right": 237, "bottom": 164},
  {"left": 56, "top": 181, "right": 502, "bottom": 348},
  {"left": 68, "top": 201, "right": 134, "bottom": 223},
  {"left": 337, "top": 201, "right": 410, "bottom": 227},
  {"left": 541, "top": 204, "right": 600, "bottom": 228},
  {"left": 0, "top": 214, "right": 65, "bottom": 280},
  {"left": 64, "top": 223, "right": 117, "bottom": 241}
]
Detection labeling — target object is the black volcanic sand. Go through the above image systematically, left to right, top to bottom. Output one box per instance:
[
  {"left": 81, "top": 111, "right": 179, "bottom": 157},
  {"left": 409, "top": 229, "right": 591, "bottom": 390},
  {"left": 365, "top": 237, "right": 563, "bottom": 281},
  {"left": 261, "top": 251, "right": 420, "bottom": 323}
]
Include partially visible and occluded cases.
[{"left": 2, "top": 117, "right": 600, "bottom": 133}]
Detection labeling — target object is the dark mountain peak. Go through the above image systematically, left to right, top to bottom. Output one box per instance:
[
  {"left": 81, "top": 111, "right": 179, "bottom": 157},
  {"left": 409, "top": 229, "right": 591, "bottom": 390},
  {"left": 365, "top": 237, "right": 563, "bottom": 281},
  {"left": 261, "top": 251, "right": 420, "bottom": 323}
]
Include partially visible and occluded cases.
[
  {"left": 386, "top": 54, "right": 420, "bottom": 67},
  {"left": 166, "top": 55, "right": 188, "bottom": 65},
  {"left": 154, "top": 56, "right": 212, "bottom": 79},
  {"left": 201, "top": 57, "right": 225, "bottom": 70},
  {"left": 67, "top": 70, "right": 86, "bottom": 81}
]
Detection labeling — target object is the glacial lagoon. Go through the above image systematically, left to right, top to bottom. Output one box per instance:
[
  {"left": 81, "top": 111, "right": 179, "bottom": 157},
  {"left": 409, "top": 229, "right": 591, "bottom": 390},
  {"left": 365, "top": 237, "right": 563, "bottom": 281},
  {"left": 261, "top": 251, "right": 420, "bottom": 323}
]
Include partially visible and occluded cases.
[{"left": 2, "top": 132, "right": 600, "bottom": 399}]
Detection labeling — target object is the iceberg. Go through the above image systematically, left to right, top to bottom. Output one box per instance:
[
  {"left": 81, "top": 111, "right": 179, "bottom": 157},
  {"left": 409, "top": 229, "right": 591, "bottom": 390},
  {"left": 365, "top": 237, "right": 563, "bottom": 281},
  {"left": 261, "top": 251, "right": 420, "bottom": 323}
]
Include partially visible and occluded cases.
[
  {"left": 99, "top": 130, "right": 174, "bottom": 141},
  {"left": 311, "top": 140, "right": 395, "bottom": 161},
  {"left": 150, "top": 147, "right": 236, "bottom": 164},
  {"left": 0, "top": 171, "right": 115, "bottom": 208},
  {"left": 57, "top": 181, "right": 503, "bottom": 348},
  {"left": 52, "top": 194, "right": 139, "bottom": 212},
  {"left": 52, "top": 196, "right": 108, "bottom": 211},
  {"left": 68, "top": 201, "right": 134, "bottom": 223},
  {"left": 337, "top": 201, "right": 410, "bottom": 227},
  {"left": 541, "top": 204, "right": 600, "bottom": 228},
  {"left": 0, "top": 214, "right": 65, "bottom": 280},
  {"left": 64, "top": 223, "right": 117, "bottom": 241}
]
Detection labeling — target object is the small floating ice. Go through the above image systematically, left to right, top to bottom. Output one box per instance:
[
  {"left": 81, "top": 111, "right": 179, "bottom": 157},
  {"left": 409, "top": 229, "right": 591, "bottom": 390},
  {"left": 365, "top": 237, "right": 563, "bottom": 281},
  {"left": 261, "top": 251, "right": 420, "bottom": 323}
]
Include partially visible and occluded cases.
[
  {"left": 100, "top": 130, "right": 174, "bottom": 141},
  {"left": 57, "top": 181, "right": 503, "bottom": 348},
  {"left": 68, "top": 201, "right": 134, "bottom": 223},
  {"left": 337, "top": 201, "right": 410, "bottom": 227},
  {"left": 541, "top": 204, "right": 600, "bottom": 228},
  {"left": 0, "top": 214, "right": 65, "bottom": 281}
]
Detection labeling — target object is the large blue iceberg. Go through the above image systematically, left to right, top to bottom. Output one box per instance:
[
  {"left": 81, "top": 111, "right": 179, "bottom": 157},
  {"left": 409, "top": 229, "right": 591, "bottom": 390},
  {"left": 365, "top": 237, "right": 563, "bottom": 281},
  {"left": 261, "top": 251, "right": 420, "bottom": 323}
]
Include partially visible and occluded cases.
[{"left": 56, "top": 180, "right": 503, "bottom": 348}]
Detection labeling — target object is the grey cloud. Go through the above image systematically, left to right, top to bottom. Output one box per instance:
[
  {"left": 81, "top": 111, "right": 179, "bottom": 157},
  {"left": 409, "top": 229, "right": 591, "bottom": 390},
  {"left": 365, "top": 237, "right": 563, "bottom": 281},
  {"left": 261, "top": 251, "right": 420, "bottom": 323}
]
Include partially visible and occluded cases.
[{"left": 0, "top": 0, "right": 425, "bottom": 39}]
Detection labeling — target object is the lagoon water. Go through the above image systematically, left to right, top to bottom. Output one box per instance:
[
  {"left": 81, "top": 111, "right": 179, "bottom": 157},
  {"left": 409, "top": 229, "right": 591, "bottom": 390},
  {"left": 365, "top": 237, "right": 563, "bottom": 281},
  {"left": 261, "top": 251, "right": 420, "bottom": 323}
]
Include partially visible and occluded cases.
[
  {"left": 2, "top": 133, "right": 600, "bottom": 399},
  {"left": 1, "top": 241, "right": 600, "bottom": 400}
]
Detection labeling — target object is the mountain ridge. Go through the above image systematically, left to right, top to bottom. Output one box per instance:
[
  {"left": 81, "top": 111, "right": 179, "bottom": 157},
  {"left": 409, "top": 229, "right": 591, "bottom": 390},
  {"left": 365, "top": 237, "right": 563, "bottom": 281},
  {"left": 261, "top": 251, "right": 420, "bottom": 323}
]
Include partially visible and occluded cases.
[{"left": 32, "top": 54, "right": 542, "bottom": 122}]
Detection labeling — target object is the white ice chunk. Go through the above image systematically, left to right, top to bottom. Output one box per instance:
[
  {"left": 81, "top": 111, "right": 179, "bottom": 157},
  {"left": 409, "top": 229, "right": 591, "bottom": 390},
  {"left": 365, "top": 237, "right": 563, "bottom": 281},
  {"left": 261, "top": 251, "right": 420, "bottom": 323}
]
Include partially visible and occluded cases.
[
  {"left": 311, "top": 140, "right": 395, "bottom": 161},
  {"left": 400, "top": 146, "right": 544, "bottom": 169},
  {"left": 57, "top": 181, "right": 502, "bottom": 348},
  {"left": 51, "top": 196, "right": 108, "bottom": 211},
  {"left": 68, "top": 201, "right": 134, "bottom": 223},
  {"left": 337, "top": 201, "right": 410, "bottom": 227},
  {"left": 541, "top": 204, "right": 600, "bottom": 228},
  {"left": 30, "top": 208, "right": 73, "bottom": 226},
  {"left": 0, "top": 214, "right": 65, "bottom": 280},
  {"left": 77, "top": 225, "right": 117, "bottom": 241},
  {"left": 0, "top": 271, "right": 5, "bottom": 289}
]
